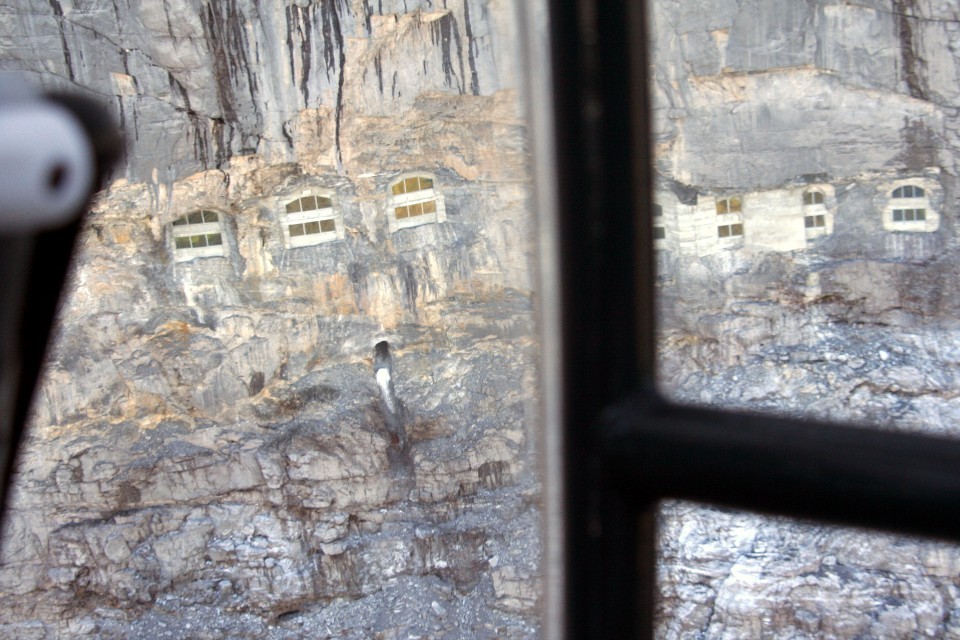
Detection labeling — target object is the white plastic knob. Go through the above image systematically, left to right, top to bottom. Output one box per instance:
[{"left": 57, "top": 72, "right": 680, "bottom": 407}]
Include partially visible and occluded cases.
[{"left": 0, "top": 101, "right": 95, "bottom": 232}]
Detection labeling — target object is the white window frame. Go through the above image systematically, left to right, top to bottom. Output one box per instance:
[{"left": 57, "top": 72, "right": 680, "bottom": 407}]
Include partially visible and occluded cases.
[
  {"left": 387, "top": 173, "right": 447, "bottom": 232},
  {"left": 882, "top": 182, "right": 939, "bottom": 233},
  {"left": 802, "top": 189, "right": 831, "bottom": 239},
  {"left": 281, "top": 191, "right": 344, "bottom": 248},
  {"left": 715, "top": 195, "right": 744, "bottom": 244},
  {"left": 171, "top": 209, "right": 227, "bottom": 262}
]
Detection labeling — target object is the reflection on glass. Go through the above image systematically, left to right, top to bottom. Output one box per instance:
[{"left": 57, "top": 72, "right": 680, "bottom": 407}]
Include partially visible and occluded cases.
[{"left": 650, "top": 0, "right": 960, "bottom": 636}]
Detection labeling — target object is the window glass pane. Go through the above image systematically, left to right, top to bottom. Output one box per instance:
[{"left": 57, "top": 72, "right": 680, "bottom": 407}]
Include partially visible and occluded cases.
[
  {"left": 650, "top": 0, "right": 960, "bottom": 637},
  {"left": 1, "top": 3, "right": 541, "bottom": 639},
  {"left": 729, "top": 196, "right": 741, "bottom": 212},
  {"left": 716, "top": 199, "right": 728, "bottom": 214},
  {"left": 410, "top": 202, "right": 423, "bottom": 217},
  {"left": 718, "top": 225, "right": 729, "bottom": 238}
]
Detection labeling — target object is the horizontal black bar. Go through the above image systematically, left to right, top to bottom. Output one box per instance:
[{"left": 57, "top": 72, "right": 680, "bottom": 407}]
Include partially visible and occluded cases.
[{"left": 602, "top": 393, "right": 960, "bottom": 541}]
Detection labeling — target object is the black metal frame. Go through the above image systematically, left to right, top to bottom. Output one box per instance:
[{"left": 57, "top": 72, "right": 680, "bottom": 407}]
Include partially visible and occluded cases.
[{"left": 538, "top": 0, "right": 960, "bottom": 637}]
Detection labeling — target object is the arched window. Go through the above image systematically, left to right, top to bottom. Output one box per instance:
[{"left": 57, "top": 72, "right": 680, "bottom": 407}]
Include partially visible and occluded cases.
[
  {"left": 387, "top": 174, "right": 446, "bottom": 231},
  {"left": 885, "top": 183, "right": 936, "bottom": 232},
  {"left": 892, "top": 185, "right": 924, "bottom": 199},
  {"left": 803, "top": 190, "right": 824, "bottom": 205},
  {"left": 282, "top": 193, "right": 343, "bottom": 248},
  {"left": 172, "top": 209, "right": 226, "bottom": 261}
]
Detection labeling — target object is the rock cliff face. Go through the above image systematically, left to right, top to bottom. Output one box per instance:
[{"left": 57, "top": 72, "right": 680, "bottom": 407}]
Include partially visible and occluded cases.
[
  {"left": 652, "top": 0, "right": 960, "bottom": 637},
  {"left": 0, "top": 1, "right": 540, "bottom": 638}
]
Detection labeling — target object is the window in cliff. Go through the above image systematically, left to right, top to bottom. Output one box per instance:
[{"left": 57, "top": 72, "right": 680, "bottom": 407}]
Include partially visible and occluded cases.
[
  {"left": 387, "top": 174, "right": 447, "bottom": 231},
  {"left": 883, "top": 183, "right": 938, "bottom": 232},
  {"left": 803, "top": 190, "right": 830, "bottom": 238},
  {"left": 281, "top": 193, "right": 344, "bottom": 248},
  {"left": 715, "top": 196, "right": 741, "bottom": 214},
  {"left": 652, "top": 203, "right": 666, "bottom": 241},
  {"left": 171, "top": 210, "right": 226, "bottom": 261},
  {"left": 717, "top": 223, "right": 743, "bottom": 238}
]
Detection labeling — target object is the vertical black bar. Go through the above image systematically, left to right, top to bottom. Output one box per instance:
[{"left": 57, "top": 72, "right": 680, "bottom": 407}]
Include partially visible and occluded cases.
[{"left": 547, "top": 0, "right": 653, "bottom": 637}]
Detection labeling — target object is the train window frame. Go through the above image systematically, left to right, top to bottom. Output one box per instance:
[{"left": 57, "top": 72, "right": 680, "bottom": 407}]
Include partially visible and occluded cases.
[{"left": 520, "top": 1, "right": 960, "bottom": 639}]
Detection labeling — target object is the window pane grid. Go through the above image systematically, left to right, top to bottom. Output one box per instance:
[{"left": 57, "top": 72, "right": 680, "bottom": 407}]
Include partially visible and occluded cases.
[
  {"left": 893, "top": 185, "right": 925, "bottom": 198},
  {"left": 716, "top": 196, "right": 742, "bottom": 214},
  {"left": 892, "top": 208, "right": 926, "bottom": 222},
  {"left": 718, "top": 223, "right": 743, "bottom": 238}
]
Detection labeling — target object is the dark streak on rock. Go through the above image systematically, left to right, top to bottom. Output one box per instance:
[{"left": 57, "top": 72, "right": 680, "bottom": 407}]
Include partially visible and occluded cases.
[
  {"left": 48, "top": 0, "right": 76, "bottom": 82},
  {"left": 321, "top": 0, "right": 348, "bottom": 170},
  {"left": 462, "top": 0, "right": 480, "bottom": 95},
  {"left": 893, "top": 0, "right": 928, "bottom": 101},
  {"left": 201, "top": 4, "right": 239, "bottom": 123},
  {"left": 285, "top": 6, "right": 298, "bottom": 90},
  {"left": 301, "top": 6, "right": 313, "bottom": 103},
  {"left": 432, "top": 13, "right": 465, "bottom": 93},
  {"left": 374, "top": 53, "right": 384, "bottom": 94},
  {"left": 399, "top": 261, "right": 419, "bottom": 316},
  {"left": 348, "top": 262, "right": 370, "bottom": 309}
]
